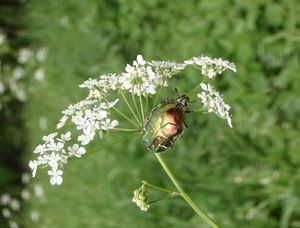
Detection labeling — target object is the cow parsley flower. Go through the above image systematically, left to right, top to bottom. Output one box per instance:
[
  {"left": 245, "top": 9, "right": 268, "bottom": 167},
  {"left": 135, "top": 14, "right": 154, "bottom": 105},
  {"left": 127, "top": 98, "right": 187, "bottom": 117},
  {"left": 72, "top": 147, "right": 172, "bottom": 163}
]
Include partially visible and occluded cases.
[
  {"left": 0, "top": 31, "right": 6, "bottom": 46},
  {"left": 18, "top": 48, "right": 33, "bottom": 64},
  {"left": 30, "top": 54, "right": 236, "bottom": 186},
  {"left": 184, "top": 56, "right": 236, "bottom": 78},
  {"left": 198, "top": 83, "right": 232, "bottom": 127},
  {"left": 68, "top": 144, "right": 86, "bottom": 158},
  {"left": 48, "top": 169, "right": 63, "bottom": 185},
  {"left": 132, "top": 185, "right": 150, "bottom": 211},
  {"left": 0, "top": 194, "right": 11, "bottom": 206},
  {"left": 2, "top": 208, "right": 11, "bottom": 218}
]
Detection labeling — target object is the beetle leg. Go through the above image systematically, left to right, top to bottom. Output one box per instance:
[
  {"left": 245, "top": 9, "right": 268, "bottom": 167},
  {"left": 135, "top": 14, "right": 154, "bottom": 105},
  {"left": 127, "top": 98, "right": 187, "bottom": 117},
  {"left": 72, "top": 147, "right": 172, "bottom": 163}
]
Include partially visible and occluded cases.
[
  {"left": 184, "top": 108, "right": 193, "bottom": 113},
  {"left": 183, "top": 120, "right": 188, "bottom": 128}
]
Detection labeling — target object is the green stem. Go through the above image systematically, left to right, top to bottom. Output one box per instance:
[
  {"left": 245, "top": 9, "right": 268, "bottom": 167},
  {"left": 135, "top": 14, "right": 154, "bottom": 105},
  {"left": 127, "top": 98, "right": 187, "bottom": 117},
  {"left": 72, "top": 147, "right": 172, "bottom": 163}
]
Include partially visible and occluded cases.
[
  {"left": 187, "top": 78, "right": 206, "bottom": 96},
  {"left": 187, "top": 84, "right": 200, "bottom": 96},
  {"left": 153, "top": 86, "right": 163, "bottom": 108},
  {"left": 121, "top": 91, "right": 142, "bottom": 125},
  {"left": 131, "top": 92, "right": 143, "bottom": 123},
  {"left": 139, "top": 94, "right": 145, "bottom": 121},
  {"left": 145, "top": 95, "right": 149, "bottom": 114},
  {"left": 111, "top": 106, "right": 139, "bottom": 128},
  {"left": 192, "top": 108, "right": 205, "bottom": 112},
  {"left": 113, "top": 128, "right": 141, "bottom": 132},
  {"left": 68, "top": 134, "right": 138, "bottom": 161},
  {"left": 154, "top": 153, "right": 219, "bottom": 228},
  {"left": 142, "top": 180, "right": 173, "bottom": 194}
]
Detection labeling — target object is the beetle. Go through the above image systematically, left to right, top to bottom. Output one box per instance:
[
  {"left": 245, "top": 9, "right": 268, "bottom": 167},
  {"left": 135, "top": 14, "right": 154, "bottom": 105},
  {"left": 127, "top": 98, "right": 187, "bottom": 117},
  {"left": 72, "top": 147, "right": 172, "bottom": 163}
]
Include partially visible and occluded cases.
[{"left": 142, "top": 91, "right": 192, "bottom": 152}]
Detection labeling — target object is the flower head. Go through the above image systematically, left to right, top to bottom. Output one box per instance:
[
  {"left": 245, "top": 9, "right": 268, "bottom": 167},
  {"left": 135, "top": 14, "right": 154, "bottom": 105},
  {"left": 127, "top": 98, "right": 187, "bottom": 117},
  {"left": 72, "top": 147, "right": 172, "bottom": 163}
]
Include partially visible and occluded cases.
[
  {"left": 30, "top": 54, "right": 236, "bottom": 185},
  {"left": 184, "top": 56, "right": 236, "bottom": 78},
  {"left": 198, "top": 83, "right": 232, "bottom": 127},
  {"left": 48, "top": 169, "right": 63, "bottom": 185},
  {"left": 132, "top": 185, "right": 150, "bottom": 212}
]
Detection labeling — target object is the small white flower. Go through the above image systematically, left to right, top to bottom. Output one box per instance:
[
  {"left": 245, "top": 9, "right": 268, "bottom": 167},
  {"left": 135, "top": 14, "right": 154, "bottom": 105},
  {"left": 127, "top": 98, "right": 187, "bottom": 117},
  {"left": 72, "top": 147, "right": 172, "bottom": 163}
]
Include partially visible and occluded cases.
[
  {"left": 59, "top": 15, "right": 70, "bottom": 27},
  {"left": 0, "top": 31, "right": 6, "bottom": 46},
  {"left": 36, "top": 47, "right": 48, "bottom": 62},
  {"left": 18, "top": 48, "right": 32, "bottom": 64},
  {"left": 136, "top": 54, "right": 146, "bottom": 65},
  {"left": 12, "top": 67, "right": 25, "bottom": 79},
  {"left": 34, "top": 68, "right": 45, "bottom": 81},
  {"left": 0, "top": 81, "right": 5, "bottom": 95},
  {"left": 15, "top": 87, "right": 27, "bottom": 102},
  {"left": 57, "top": 115, "right": 68, "bottom": 129},
  {"left": 39, "top": 116, "right": 48, "bottom": 130},
  {"left": 101, "top": 119, "right": 119, "bottom": 130},
  {"left": 42, "top": 132, "right": 57, "bottom": 142},
  {"left": 59, "top": 132, "right": 71, "bottom": 142},
  {"left": 78, "top": 132, "right": 95, "bottom": 145},
  {"left": 47, "top": 141, "right": 64, "bottom": 151},
  {"left": 34, "top": 144, "right": 46, "bottom": 154},
  {"left": 68, "top": 144, "right": 86, "bottom": 158},
  {"left": 48, "top": 152, "right": 61, "bottom": 170},
  {"left": 29, "top": 160, "right": 39, "bottom": 177},
  {"left": 48, "top": 169, "right": 63, "bottom": 185},
  {"left": 21, "top": 173, "right": 30, "bottom": 183},
  {"left": 34, "top": 184, "right": 44, "bottom": 198},
  {"left": 132, "top": 186, "right": 150, "bottom": 212},
  {"left": 21, "top": 189, "right": 30, "bottom": 200},
  {"left": 0, "top": 193, "right": 11, "bottom": 205},
  {"left": 10, "top": 199, "right": 20, "bottom": 211},
  {"left": 2, "top": 208, "right": 11, "bottom": 218},
  {"left": 30, "top": 211, "right": 39, "bottom": 222},
  {"left": 9, "top": 220, "right": 19, "bottom": 228}
]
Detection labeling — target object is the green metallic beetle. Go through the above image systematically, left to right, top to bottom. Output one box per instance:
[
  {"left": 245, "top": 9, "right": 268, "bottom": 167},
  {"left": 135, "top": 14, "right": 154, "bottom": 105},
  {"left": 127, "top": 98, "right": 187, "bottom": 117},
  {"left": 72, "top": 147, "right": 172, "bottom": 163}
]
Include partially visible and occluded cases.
[{"left": 142, "top": 92, "right": 192, "bottom": 152}]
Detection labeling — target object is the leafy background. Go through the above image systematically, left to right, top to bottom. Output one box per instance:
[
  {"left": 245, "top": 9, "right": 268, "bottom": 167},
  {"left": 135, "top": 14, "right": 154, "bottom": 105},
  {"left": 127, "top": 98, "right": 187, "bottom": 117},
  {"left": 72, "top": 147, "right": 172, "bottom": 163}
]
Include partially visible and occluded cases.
[{"left": 1, "top": 0, "right": 300, "bottom": 227}]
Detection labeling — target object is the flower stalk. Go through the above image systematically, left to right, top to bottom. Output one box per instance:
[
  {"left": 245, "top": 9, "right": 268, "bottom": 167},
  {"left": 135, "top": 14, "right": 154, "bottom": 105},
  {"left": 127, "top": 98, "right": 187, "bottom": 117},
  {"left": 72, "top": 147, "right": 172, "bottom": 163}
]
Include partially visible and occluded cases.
[{"left": 155, "top": 153, "right": 219, "bottom": 228}]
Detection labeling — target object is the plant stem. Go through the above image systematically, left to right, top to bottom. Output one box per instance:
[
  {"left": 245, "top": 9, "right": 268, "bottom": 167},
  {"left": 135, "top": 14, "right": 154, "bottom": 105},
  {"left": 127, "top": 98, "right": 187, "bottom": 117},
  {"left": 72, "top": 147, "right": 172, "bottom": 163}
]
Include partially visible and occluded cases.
[
  {"left": 187, "top": 78, "right": 206, "bottom": 96},
  {"left": 187, "top": 84, "right": 200, "bottom": 96},
  {"left": 153, "top": 86, "right": 163, "bottom": 107},
  {"left": 121, "top": 91, "right": 142, "bottom": 125},
  {"left": 131, "top": 92, "right": 143, "bottom": 123},
  {"left": 139, "top": 94, "right": 145, "bottom": 121},
  {"left": 111, "top": 106, "right": 139, "bottom": 128},
  {"left": 113, "top": 128, "right": 141, "bottom": 132},
  {"left": 154, "top": 153, "right": 219, "bottom": 228},
  {"left": 142, "top": 181, "right": 173, "bottom": 194}
]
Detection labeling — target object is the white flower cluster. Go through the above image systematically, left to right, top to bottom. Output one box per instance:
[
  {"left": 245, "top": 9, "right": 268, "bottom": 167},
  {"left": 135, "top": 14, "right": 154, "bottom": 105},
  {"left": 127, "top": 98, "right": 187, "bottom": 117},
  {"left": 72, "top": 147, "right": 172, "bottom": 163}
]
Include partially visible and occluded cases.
[
  {"left": 0, "top": 38, "right": 48, "bottom": 109},
  {"left": 30, "top": 54, "right": 236, "bottom": 185},
  {"left": 79, "top": 54, "right": 236, "bottom": 97},
  {"left": 79, "top": 55, "right": 187, "bottom": 97},
  {"left": 119, "top": 56, "right": 188, "bottom": 96},
  {"left": 184, "top": 56, "right": 236, "bottom": 78},
  {"left": 198, "top": 83, "right": 232, "bottom": 128},
  {"left": 30, "top": 97, "right": 119, "bottom": 185},
  {"left": 59, "top": 99, "right": 119, "bottom": 144},
  {"left": 29, "top": 132, "right": 72, "bottom": 185},
  {"left": 1, "top": 173, "right": 44, "bottom": 227},
  {"left": 132, "top": 185, "right": 150, "bottom": 212}
]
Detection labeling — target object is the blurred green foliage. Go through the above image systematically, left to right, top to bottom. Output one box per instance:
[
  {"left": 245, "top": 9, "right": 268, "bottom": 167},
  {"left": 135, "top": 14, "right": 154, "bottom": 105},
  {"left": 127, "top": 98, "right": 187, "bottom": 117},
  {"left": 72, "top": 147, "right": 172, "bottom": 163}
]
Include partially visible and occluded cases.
[{"left": 2, "top": 0, "right": 300, "bottom": 227}]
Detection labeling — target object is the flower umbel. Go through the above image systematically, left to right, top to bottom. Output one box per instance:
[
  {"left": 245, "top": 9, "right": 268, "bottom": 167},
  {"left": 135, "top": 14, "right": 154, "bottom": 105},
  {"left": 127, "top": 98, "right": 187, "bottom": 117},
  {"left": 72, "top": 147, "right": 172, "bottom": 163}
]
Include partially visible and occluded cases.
[
  {"left": 29, "top": 54, "right": 236, "bottom": 228},
  {"left": 30, "top": 54, "right": 236, "bottom": 187},
  {"left": 198, "top": 83, "right": 232, "bottom": 127},
  {"left": 132, "top": 185, "right": 150, "bottom": 212}
]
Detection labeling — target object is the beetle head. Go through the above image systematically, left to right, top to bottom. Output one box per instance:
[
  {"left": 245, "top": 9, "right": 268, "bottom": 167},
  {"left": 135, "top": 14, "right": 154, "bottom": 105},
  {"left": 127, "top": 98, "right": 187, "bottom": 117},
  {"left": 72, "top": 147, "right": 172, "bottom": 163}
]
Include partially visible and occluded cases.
[
  {"left": 174, "top": 88, "right": 190, "bottom": 107},
  {"left": 177, "top": 95, "right": 189, "bottom": 107}
]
